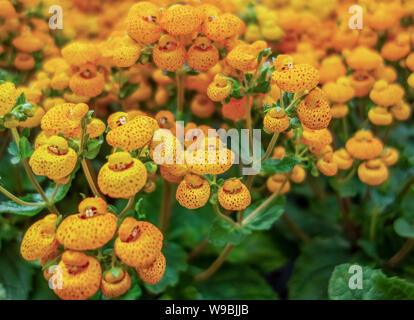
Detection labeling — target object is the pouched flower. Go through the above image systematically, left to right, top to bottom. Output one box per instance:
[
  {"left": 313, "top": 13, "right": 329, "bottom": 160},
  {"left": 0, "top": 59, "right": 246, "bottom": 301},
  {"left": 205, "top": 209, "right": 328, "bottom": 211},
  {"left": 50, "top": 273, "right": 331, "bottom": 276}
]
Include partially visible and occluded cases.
[
  {"left": 0, "top": 0, "right": 16, "bottom": 19},
  {"left": 126, "top": 1, "right": 162, "bottom": 44},
  {"left": 160, "top": 4, "right": 203, "bottom": 36},
  {"left": 366, "top": 7, "right": 397, "bottom": 31},
  {"left": 201, "top": 14, "right": 234, "bottom": 42},
  {"left": 357, "top": 27, "right": 378, "bottom": 48},
  {"left": 12, "top": 32, "right": 43, "bottom": 53},
  {"left": 381, "top": 34, "right": 411, "bottom": 61},
  {"left": 153, "top": 35, "right": 187, "bottom": 72},
  {"left": 188, "top": 37, "right": 219, "bottom": 72},
  {"left": 62, "top": 42, "right": 100, "bottom": 66},
  {"left": 226, "top": 43, "right": 258, "bottom": 72},
  {"left": 113, "top": 44, "right": 142, "bottom": 68},
  {"left": 343, "top": 46, "right": 383, "bottom": 71},
  {"left": 14, "top": 52, "right": 35, "bottom": 70},
  {"left": 406, "top": 53, "right": 414, "bottom": 72},
  {"left": 272, "top": 55, "right": 319, "bottom": 93},
  {"left": 318, "top": 55, "right": 347, "bottom": 84},
  {"left": 43, "top": 57, "right": 70, "bottom": 75},
  {"left": 69, "top": 64, "right": 105, "bottom": 98},
  {"left": 374, "top": 65, "right": 397, "bottom": 83},
  {"left": 350, "top": 71, "right": 375, "bottom": 97},
  {"left": 50, "top": 72, "right": 70, "bottom": 91},
  {"left": 207, "top": 74, "right": 232, "bottom": 102},
  {"left": 322, "top": 77, "right": 355, "bottom": 103},
  {"left": 369, "top": 80, "right": 404, "bottom": 107},
  {"left": 0, "top": 81, "right": 18, "bottom": 116},
  {"left": 155, "top": 86, "right": 170, "bottom": 106},
  {"left": 297, "top": 88, "right": 331, "bottom": 130},
  {"left": 191, "top": 93, "right": 215, "bottom": 118},
  {"left": 222, "top": 97, "right": 249, "bottom": 121},
  {"left": 390, "top": 101, "right": 411, "bottom": 121},
  {"left": 41, "top": 102, "right": 89, "bottom": 138},
  {"left": 331, "top": 104, "right": 349, "bottom": 118},
  {"left": 19, "top": 105, "right": 45, "bottom": 128},
  {"left": 368, "top": 106, "right": 393, "bottom": 126},
  {"left": 263, "top": 107, "right": 290, "bottom": 133},
  {"left": 106, "top": 115, "right": 158, "bottom": 151},
  {"left": 87, "top": 118, "right": 106, "bottom": 138},
  {"left": 301, "top": 126, "right": 333, "bottom": 155},
  {"left": 150, "top": 128, "right": 185, "bottom": 172},
  {"left": 345, "top": 130, "right": 383, "bottom": 160},
  {"left": 29, "top": 136, "right": 77, "bottom": 182},
  {"left": 185, "top": 137, "right": 234, "bottom": 175},
  {"left": 381, "top": 147, "right": 399, "bottom": 166},
  {"left": 332, "top": 148, "right": 353, "bottom": 170},
  {"left": 98, "top": 152, "right": 147, "bottom": 199},
  {"left": 317, "top": 152, "right": 338, "bottom": 176},
  {"left": 358, "top": 159, "right": 388, "bottom": 186},
  {"left": 160, "top": 165, "right": 184, "bottom": 184},
  {"left": 290, "top": 165, "right": 306, "bottom": 184},
  {"left": 266, "top": 173, "right": 290, "bottom": 194},
  {"left": 176, "top": 174, "right": 211, "bottom": 209},
  {"left": 218, "top": 179, "right": 251, "bottom": 211},
  {"left": 56, "top": 197, "right": 117, "bottom": 250},
  {"left": 20, "top": 214, "right": 59, "bottom": 261},
  {"left": 114, "top": 218, "right": 163, "bottom": 268},
  {"left": 54, "top": 251, "right": 102, "bottom": 300},
  {"left": 136, "top": 252, "right": 166, "bottom": 285},
  {"left": 101, "top": 269, "right": 131, "bottom": 298}
]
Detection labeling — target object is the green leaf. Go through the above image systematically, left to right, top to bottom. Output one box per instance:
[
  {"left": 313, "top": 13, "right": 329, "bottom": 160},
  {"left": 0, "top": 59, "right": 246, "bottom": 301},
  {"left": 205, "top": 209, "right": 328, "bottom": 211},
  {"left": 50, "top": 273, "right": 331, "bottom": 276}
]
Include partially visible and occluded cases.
[
  {"left": 19, "top": 136, "right": 34, "bottom": 159},
  {"left": 84, "top": 137, "right": 103, "bottom": 160},
  {"left": 261, "top": 157, "right": 300, "bottom": 174},
  {"left": 329, "top": 176, "right": 366, "bottom": 198},
  {"left": 243, "top": 196, "right": 285, "bottom": 231},
  {"left": 134, "top": 198, "right": 146, "bottom": 220},
  {"left": 394, "top": 217, "right": 414, "bottom": 238},
  {"left": 207, "top": 218, "right": 249, "bottom": 246},
  {"left": 288, "top": 237, "right": 351, "bottom": 299},
  {"left": 144, "top": 242, "right": 187, "bottom": 294},
  {"left": 328, "top": 263, "right": 414, "bottom": 300},
  {"left": 195, "top": 265, "right": 277, "bottom": 299},
  {"left": 109, "top": 267, "right": 122, "bottom": 278},
  {"left": 119, "top": 284, "right": 142, "bottom": 300}
]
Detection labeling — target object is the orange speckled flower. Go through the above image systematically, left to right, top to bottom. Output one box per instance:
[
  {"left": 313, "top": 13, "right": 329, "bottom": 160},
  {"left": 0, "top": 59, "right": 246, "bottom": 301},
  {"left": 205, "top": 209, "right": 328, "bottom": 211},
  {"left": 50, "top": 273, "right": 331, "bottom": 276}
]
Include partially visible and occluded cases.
[
  {"left": 0, "top": 0, "right": 16, "bottom": 18},
  {"left": 127, "top": 2, "right": 162, "bottom": 44},
  {"left": 160, "top": 4, "right": 203, "bottom": 36},
  {"left": 366, "top": 8, "right": 397, "bottom": 31},
  {"left": 201, "top": 14, "right": 233, "bottom": 42},
  {"left": 12, "top": 32, "right": 43, "bottom": 53},
  {"left": 381, "top": 34, "right": 411, "bottom": 61},
  {"left": 153, "top": 35, "right": 187, "bottom": 72},
  {"left": 188, "top": 37, "right": 219, "bottom": 72},
  {"left": 62, "top": 42, "right": 100, "bottom": 66},
  {"left": 226, "top": 43, "right": 258, "bottom": 72},
  {"left": 113, "top": 44, "right": 141, "bottom": 68},
  {"left": 343, "top": 46, "right": 383, "bottom": 71},
  {"left": 14, "top": 53, "right": 35, "bottom": 70},
  {"left": 406, "top": 53, "right": 414, "bottom": 72},
  {"left": 272, "top": 56, "right": 319, "bottom": 93},
  {"left": 318, "top": 56, "right": 347, "bottom": 84},
  {"left": 43, "top": 57, "right": 70, "bottom": 75},
  {"left": 69, "top": 64, "right": 105, "bottom": 98},
  {"left": 374, "top": 65, "right": 397, "bottom": 83},
  {"left": 152, "top": 69, "right": 174, "bottom": 85},
  {"left": 350, "top": 71, "right": 375, "bottom": 97},
  {"left": 50, "top": 72, "right": 69, "bottom": 91},
  {"left": 207, "top": 74, "right": 232, "bottom": 102},
  {"left": 322, "top": 77, "right": 355, "bottom": 103},
  {"left": 369, "top": 80, "right": 404, "bottom": 107},
  {"left": 0, "top": 81, "right": 18, "bottom": 117},
  {"left": 16, "top": 86, "right": 42, "bottom": 104},
  {"left": 297, "top": 89, "right": 331, "bottom": 130},
  {"left": 191, "top": 93, "right": 215, "bottom": 118},
  {"left": 222, "top": 97, "right": 250, "bottom": 121},
  {"left": 390, "top": 101, "right": 411, "bottom": 121},
  {"left": 41, "top": 102, "right": 89, "bottom": 138},
  {"left": 331, "top": 104, "right": 349, "bottom": 119},
  {"left": 19, "top": 105, "right": 45, "bottom": 128},
  {"left": 368, "top": 106, "right": 393, "bottom": 126},
  {"left": 263, "top": 107, "right": 290, "bottom": 133},
  {"left": 106, "top": 115, "right": 158, "bottom": 151},
  {"left": 87, "top": 118, "right": 106, "bottom": 138},
  {"left": 301, "top": 126, "right": 333, "bottom": 155},
  {"left": 345, "top": 130, "right": 383, "bottom": 160},
  {"left": 34, "top": 131, "right": 49, "bottom": 149},
  {"left": 29, "top": 136, "right": 77, "bottom": 182},
  {"left": 185, "top": 137, "right": 234, "bottom": 175},
  {"left": 332, "top": 148, "right": 353, "bottom": 170},
  {"left": 381, "top": 148, "right": 399, "bottom": 166},
  {"left": 98, "top": 152, "right": 147, "bottom": 199},
  {"left": 317, "top": 152, "right": 338, "bottom": 176},
  {"left": 358, "top": 159, "right": 388, "bottom": 186},
  {"left": 160, "top": 165, "right": 184, "bottom": 183},
  {"left": 291, "top": 165, "right": 306, "bottom": 184},
  {"left": 266, "top": 173, "right": 290, "bottom": 194},
  {"left": 176, "top": 174, "right": 211, "bottom": 209},
  {"left": 218, "top": 179, "right": 251, "bottom": 211},
  {"left": 56, "top": 197, "right": 117, "bottom": 250},
  {"left": 20, "top": 214, "right": 59, "bottom": 261},
  {"left": 114, "top": 218, "right": 163, "bottom": 268},
  {"left": 54, "top": 251, "right": 101, "bottom": 300},
  {"left": 137, "top": 251, "right": 166, "bottom": 285},
  {"left": 101, "top": 269, "right": 131, "bottom": 298}
]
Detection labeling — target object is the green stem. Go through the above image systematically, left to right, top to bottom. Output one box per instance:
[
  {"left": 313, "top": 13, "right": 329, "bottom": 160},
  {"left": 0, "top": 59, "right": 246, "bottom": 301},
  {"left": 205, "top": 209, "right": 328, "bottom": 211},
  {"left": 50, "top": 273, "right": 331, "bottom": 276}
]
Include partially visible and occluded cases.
[
  {"left": 245, "top": 94, "right": 253, "bottom": 152},
  {"left": 342, "top": 117, "right": 348, "bottom": 140},
  {"left": 81, "top": 159, "right": 102, "bottom": 197},
  {"left": 0, "top": 185, "right": 45, "bottom": 207},
  {"left": 118, "top": 196, "right": 135, "bottom": 220},
  {"left": 213, "top": 204, "right": 238, "bottom": 228},
  {"left": 369, "top": 208, "right": 380, "bottom": 242},
  {"left": 282, "top": 213, "right": 310, "bottom": 243},
  {"left": 386, "top": 238, "right": 414, "bottom": 268},
  {"left": 193, "top": 244, "right": 234, "bottom": 282}
]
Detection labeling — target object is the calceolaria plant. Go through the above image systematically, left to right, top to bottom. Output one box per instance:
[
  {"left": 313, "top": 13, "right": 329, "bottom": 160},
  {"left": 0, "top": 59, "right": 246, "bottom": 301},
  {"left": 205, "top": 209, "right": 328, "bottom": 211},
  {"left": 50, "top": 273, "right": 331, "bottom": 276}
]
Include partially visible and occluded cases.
[{"left": 1, "top": 0, "right": 414, "bottom": 301}]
